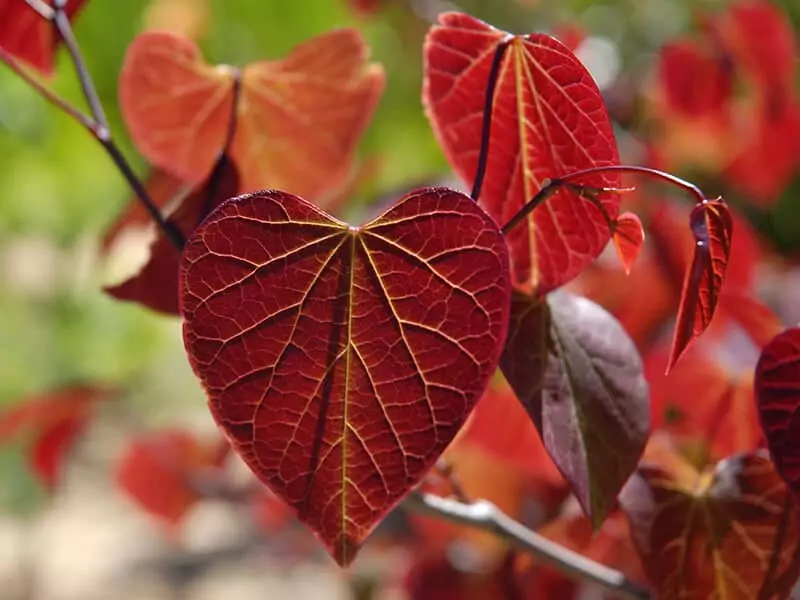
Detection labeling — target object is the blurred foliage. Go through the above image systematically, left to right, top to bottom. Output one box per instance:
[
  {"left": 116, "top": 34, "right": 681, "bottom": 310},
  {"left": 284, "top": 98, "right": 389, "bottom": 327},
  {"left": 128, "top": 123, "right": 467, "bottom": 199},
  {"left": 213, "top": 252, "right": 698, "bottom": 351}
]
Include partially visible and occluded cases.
[{"left": 0, "top": 0, "right": 798, "bottom": 508}]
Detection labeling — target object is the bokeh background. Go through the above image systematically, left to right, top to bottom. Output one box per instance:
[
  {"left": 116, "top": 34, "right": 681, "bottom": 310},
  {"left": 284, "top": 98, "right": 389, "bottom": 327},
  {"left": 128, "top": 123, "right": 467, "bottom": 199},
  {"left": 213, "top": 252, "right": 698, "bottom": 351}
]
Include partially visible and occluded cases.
[{"left": 0, "top": 0, "right": 799, "bottom": 599}]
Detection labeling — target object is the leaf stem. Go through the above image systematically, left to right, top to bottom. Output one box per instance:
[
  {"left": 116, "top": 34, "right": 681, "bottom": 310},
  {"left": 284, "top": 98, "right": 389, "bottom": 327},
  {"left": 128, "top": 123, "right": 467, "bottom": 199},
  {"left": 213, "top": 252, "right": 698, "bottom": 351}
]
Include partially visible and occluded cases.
[
  {"left": 5, "top": 0, "right": 184, "bottom": 250},
  {"left": 470, "top": 38, "right": 512, "bottom": 202},
  {"left": 501, "top": 165, "right": 711, "bottom": 236},
  {"left": 404, "top": 492, "right": 651, "bottom": 600}
]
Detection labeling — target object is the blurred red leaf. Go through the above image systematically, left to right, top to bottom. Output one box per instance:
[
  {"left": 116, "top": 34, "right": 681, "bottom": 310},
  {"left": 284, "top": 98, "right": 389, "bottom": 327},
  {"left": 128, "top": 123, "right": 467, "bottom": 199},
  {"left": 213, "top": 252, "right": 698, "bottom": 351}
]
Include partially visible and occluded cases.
[
  {"left": 0, "top": 0, "right": 86, "bottom": 75},
  {"left": 346, "top": 0, "right": 382, "bottom": 17},
  {"left": 714, "top": 0, "right": 797, "bottom": 98},
  {"left": 423, "top": 12, "right": 621, "bottom": 295},
  {"left": 119, "top": 29, "right": 384, "bottom": 204},
  {"left": 658, "top": 39, "right": 733, "bottom": 118},
  {"left": 104, "top": 156, "right": 239, "bottom": 315},
  {"left": 179, "top": 187, "right": 511, "bottom": 566},
  {"left": 666, "top": 199, "right": 732, "bottom": 373},
  {"left": 613, "top": 212, "right": 645, "bottom": 275},
  {"left": 718, "top": 288, "right": 783, "bottom": 349},
  {"left": 500, "top": 291, "right": 649, "bottom": 526},
  {"left": 754, "top": 327, "right": 800, "bottom": 499},
  {"left": 645, "top": 344, "right": 762, "bottom": 463},
  {"left": 459, "top": 383, "right": 564, "bottom": 492},
  {"left": 0, "top": 385, "right": 110, "bottom": 490},
  {"left": 116, "top": 428, "right": 224, "bottom": 526},
  {"left": 621, "top": 449, "right": 800, "bottom": 600}
]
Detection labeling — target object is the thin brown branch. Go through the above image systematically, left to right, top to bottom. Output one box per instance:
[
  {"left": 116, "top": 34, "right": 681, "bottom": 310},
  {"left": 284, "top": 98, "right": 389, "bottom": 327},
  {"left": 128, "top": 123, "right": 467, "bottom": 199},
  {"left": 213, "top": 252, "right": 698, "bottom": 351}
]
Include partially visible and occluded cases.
[{"left": 404, "top": 491, "right": 652, "bottom": 600}]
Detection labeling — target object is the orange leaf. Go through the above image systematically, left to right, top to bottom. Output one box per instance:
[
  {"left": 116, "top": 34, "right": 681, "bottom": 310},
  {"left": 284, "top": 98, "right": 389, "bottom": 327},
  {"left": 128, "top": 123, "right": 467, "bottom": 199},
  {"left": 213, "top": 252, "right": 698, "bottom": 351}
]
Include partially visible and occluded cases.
[
  {"left": 423, "top": 12, "right": 621, "bottom": 295},
  {"left": 119, "top": 29, "right": 385, "bottom": 205},
  {"left": 613, "top": 212, "right": 645, "bottom": 275},
  {"left": 621, "top": 450, "right": 800, "bottom": 600}
]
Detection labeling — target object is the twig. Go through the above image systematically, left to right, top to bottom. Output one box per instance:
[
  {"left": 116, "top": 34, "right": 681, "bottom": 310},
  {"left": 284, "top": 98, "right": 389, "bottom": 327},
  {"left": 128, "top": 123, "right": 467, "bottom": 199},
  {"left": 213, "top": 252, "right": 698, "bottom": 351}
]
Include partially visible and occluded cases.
[
  {"left": 6, "top": 1, "right": 183, "bottom": 249},
  {"left": 501, "top": 165, "right": 712, "bottom": 236},
  {"left": 404, "top": 491, "right": 652, "bottom": 600}
]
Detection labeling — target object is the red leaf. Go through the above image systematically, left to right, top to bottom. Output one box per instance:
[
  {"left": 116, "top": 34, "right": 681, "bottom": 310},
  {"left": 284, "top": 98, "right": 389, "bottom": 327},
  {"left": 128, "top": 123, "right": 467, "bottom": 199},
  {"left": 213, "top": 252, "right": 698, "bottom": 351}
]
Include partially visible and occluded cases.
[
  {"left": 0, "top": 0, "right": 86, "bottom": 75},
  {"left": 714, "top": 0, "right": 798, "bottom": 97},
  {"left": 423, "top": 12, "right": 621, "bottom": 295},
  {"left": 119, "top": 29, "right": 384, "bottom": 203},
  {"left": 657, "top": 39, "right": 733, "bottom": 117},
  {"left": 104, "top": 157, "right": 239, "bottom": 315},
  {"left": 179, "top": 187, "right": 511, "bottom": 566},
  {"left": 666, "top": 199, "right": 732, "bottom": 373},
  {"left": 612, "top": 212, "right": 645, "bottom": 275},
  {"left": 718, "top": 288, "right": 783, "bottom": 349},
  {"left": 500, "top": 291, "right": 649, "bottom": 525},
  {"left": 754, "top": 328, "right": 800, "bottom": 499},
  {"left": 645, "top": 344, "right": 762, "bottom": 463},
  {"left": 459, "top": 383, "right": 564, "bottom": 490},
  {"left": 0, "top": 385, "right": 110, "bottom": 489},
  {"left": 116, "top": 428, "right": 222, "bottom": 526},
  {"left": 621, "top": 450, "right": 800, "bottom": 600}
]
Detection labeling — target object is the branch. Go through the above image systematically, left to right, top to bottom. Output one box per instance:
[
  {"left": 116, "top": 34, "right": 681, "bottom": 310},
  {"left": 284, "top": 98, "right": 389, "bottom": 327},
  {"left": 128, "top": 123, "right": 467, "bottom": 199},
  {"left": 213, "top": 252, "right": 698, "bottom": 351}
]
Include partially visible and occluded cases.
[
  {"left": 8, "top": 0, "right": 184, "bottom": 249},
  {"left": 501, "top": 165, "right": 712, "bottom": 236},
  {"left": 404, "top": 491, "right": 652, "bottom": 600}
]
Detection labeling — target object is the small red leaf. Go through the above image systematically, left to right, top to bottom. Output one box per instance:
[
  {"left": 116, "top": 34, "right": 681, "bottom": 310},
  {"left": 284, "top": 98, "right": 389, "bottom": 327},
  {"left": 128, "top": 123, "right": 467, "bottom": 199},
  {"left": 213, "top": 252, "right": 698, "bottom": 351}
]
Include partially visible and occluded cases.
[
  {"left": 0, "top": 0, "right": 86, "bottom": 75},
  {"left": 423, "top": 12, "right": 621, "bottom": 295},
  {"left": 119, "top": 29, "right": 385, "bottom": 203},
  {"left": 104, "top": 157, "right": 239, "bottom": 315},
  {"left": 179, "top": 187, "right": 511, "bottom": 566},
  {"left": 666, "top": 199, "right": 732, "bottom": 374},
  {"left": 612, "top": 212, "right": 645, "bottom": 275},
  {"left": 500, "top": 291, "right": 650, "bottom": 526},
  {"left": 754, "top": 327, "right": 800, "bottom": 498},
  {"left": 0, "top": 385, "right": 110, "bottom": 489},
  {"left": 116, "top": 428, "right": 222, "bottom": 525},
  {"left": 621, "top": 450, "right": 800, "bottom": 600}
]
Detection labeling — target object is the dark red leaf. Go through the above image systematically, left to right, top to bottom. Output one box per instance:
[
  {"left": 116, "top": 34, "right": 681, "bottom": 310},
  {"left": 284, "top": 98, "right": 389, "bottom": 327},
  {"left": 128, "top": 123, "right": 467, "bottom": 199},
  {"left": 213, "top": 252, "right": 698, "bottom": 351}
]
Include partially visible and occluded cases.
[
  {"left": 0, "top": 0, "right": 86, "bottom": 75},
  {"left": 423, "top": 12, "right": 621, "bottom": 295},
  {"left": 119, "top": 29, "right": 384, "bottom": 202},
  {"left": 105, "top": 157, "right": 239, "bottom": 315},
  {"left": 179, "top": 187, "right": 511, "bottom": 566},
  {"left": 666, "top": 199, "right": 732, "bottom": 373},
  {"left": 612, "top": 211, "right": 645, "bottom": 275},
  {"left": 500, "top": 291, "right": 649, "bottom": 526},
  {"left": 754, "top": 328, "right": 800, "bottom": 499},
  {"left": 30, "top": 413, "right": 86, "bottom": 490},
  {"left": 621, "top": 449, "right": 800, "bottom": 600}
]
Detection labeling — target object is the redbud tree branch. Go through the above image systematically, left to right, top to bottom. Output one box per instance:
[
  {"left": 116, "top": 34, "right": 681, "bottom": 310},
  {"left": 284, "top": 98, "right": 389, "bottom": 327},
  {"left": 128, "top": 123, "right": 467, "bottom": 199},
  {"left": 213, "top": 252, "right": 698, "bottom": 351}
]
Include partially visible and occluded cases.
[{"left": 404, "top": 491, "right": 652, "bottom": 600}]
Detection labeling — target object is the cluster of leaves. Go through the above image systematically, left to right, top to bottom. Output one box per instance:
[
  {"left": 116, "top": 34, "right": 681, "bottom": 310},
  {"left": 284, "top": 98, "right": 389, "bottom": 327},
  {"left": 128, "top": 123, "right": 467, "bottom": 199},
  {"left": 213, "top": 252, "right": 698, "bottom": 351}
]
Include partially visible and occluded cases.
[{"left": 2, "top": 0, "right": 800, "bottom": 598}]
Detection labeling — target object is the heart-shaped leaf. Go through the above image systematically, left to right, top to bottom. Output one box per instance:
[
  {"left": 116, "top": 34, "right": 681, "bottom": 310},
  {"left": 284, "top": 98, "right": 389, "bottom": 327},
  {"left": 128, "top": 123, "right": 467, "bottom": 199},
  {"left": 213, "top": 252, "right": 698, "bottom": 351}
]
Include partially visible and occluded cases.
[
  {"left": 0, "top": 0, "right": 86, "bottom": 75},
  {"left": 423, "top": 12, "right": 621, "bottom": 295},
  {"left": 119, "top": 29, "right": 384, "bottom": 203},
  {"left": 179, "top": 187, "right": 511, "bottom": 566},
  {"left": 667, "top": 199, "right": 733, "bottom": 373},
  {"left": 612, "top": 212, "right": 645, "bottom": 275},
  {"left": 500, "top": 291, "right": 650, "bottom": 526},
  {"left": 755, "top": 327, "right": 800, "bottom": 499},
  {"left": 621, "top": 449, "right": 800, "bottom": 600}
]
